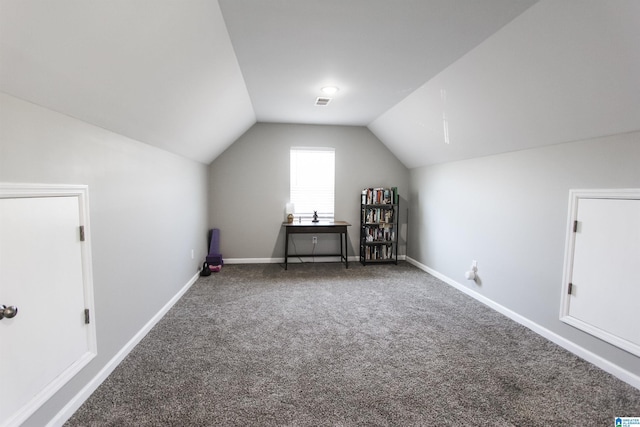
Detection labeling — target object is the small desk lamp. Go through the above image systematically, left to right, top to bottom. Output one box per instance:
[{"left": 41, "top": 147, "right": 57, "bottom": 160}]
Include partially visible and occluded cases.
[{"left": 286, "top": 203, "right": 295, "bottom": 223}]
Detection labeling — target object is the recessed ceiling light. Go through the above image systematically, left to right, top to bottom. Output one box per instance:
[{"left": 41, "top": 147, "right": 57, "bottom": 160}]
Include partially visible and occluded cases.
[{"left": 321, "top": 86, "right": 339, "bottom": 95}]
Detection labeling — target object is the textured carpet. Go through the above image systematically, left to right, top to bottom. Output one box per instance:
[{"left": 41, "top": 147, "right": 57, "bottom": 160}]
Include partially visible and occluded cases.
[{"left": 66, "top": 262, "right": 640, "bottom": 426}]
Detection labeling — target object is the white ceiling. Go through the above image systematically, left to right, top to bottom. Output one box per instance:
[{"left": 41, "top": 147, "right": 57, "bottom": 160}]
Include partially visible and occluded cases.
[
  {"left": 217, "top": 0, "right": 536, "bottom": 126},
  {"left": 370, "top": 0, "right": 640, "bottom": 168},
  {"left": 0, "top": 1, "right": 255, "bottom": 163},
  {"left": 1, "top": 1, "right": 638, "bottom": 168}
]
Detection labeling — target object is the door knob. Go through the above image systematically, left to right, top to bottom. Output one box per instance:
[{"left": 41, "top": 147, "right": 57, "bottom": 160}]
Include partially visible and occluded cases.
[{"left": 0, "top": 305, "right": 18, "bottom": 320}]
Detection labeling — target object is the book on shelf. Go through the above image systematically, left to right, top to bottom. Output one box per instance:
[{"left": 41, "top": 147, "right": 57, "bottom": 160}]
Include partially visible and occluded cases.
[
  {"left": 361, "top": 187, "right": 397, "bottom": 205},
  {"left": 364, "top": 208, "right": 394, "bottom": 224},
  {"left": 363, "top": 226, "right": 395, "bottom": 242},
  {"left": 363, "top": 243, "right": 393, "bottom": 260}
]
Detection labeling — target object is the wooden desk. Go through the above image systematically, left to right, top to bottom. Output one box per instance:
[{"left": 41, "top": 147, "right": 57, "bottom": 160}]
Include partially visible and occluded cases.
[{"left": 282, "top": 221, "right": 351, "bottom": 270}]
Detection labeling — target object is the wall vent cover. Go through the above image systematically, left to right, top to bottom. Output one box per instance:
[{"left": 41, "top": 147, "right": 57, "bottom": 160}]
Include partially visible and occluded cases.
[{"left": 315, "top": 97, "right": 331, "bottom": 106}]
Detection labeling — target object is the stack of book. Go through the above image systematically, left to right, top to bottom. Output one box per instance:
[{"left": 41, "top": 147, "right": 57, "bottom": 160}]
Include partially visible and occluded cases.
[
  {"left": 361, "top": 187, "right": 398, "bottom": 205},
  {"left": 364, "top": 208, "right": 394, "bottom": 224},
  {"left": 363, "top": 226, "right": 395, "bottom": 242},
  {"left": 363, "top": 244, "right": 393, "bottom": 260}
]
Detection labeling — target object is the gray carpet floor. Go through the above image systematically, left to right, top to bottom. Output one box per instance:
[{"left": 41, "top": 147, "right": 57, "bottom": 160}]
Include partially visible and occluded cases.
[{"left": 66, "top": 262, "right": 640, "bottom": 426}]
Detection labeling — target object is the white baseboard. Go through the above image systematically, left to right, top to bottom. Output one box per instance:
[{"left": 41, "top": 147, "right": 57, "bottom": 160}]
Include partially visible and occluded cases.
[
  {"left": 225, "top": 255, "right": 406, "bottom": 265},
  {"left": 225, "top": 255, "right": 360, "bottom": 264},
  {"left": 225, "top": 257, "right": 284, "bottom": 264},
  {"left": 405, "top": 257, "right": 640, "bottom": 391},
  {"left": 47, "top": 272, "right": 200, "bottom": 427}
]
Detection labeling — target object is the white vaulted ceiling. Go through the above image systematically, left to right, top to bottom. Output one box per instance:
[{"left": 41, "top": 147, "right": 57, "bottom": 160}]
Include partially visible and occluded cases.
[
  {"left": 217, "top": 0, "right": 537, "bottom": 126},
  {"left": 369, "top": 0, "right": 640, "bottom": 167},
  {"left": 0, "top": 1, "right": 256, "bottom": 163},
  {"left": 1, "top": 1, "right": 639, "bottom": 167}
]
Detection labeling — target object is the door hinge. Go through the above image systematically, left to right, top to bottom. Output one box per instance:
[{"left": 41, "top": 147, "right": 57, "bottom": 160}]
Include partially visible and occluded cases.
[
  {"left": 573, "top": 220, "right": 578, "bottom": 232},
  {"left": 79, "top": 225, "right": 85, "bottom": 242},
  {"left": 568, "top": 283, "right": 573, "bottom": 295},
  {"left": 84, "top": 308, "right": 90, "bottom": 324}
]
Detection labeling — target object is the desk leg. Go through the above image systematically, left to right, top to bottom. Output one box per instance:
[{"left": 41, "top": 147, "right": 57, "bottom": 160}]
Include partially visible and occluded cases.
[
  {"left": 284, "top": 229, "right": 289, "bottom": 270},
  {"left": 344, "top": 229, "right": 348, "bottom": 269}
]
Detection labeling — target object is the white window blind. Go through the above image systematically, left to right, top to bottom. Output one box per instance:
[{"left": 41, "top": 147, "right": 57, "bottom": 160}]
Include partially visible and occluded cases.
[{"left": 290, "top": 147, "right": 335, "bottom": 220}]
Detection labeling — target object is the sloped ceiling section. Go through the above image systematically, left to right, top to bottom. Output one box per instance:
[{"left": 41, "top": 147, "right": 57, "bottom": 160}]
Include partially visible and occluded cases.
[
  {"left": 0, "top": 0, "right": 255, "bottom": 164},
  {"left": 217, "top": 0, "right": 538, "bottom": 127},
  {"left": 369, "top": 0, "right": 640, "bottom": 168},
  {"left": 1, "top": 1, "right": 638, "bottom": 168}
]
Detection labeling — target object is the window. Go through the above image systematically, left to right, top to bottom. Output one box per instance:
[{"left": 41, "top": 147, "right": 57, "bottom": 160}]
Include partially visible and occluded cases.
[{"left": 290, "top": 147, "right": 335, "bottom": 220}]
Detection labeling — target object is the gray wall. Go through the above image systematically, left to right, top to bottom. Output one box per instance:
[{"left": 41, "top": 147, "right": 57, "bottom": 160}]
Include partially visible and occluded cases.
[
  {"left": 0, "top": 92, "right": 209, "bottom": 426},
  {"left": 209, "top": 123, "right": 409, "bottom": 261},
  {"left": 408, "top": 131, "right": 640, "bottom": 378}
]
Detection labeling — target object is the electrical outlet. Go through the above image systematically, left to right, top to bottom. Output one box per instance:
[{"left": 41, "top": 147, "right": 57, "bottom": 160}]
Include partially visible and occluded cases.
[
  {"left": 312, "top": 236, "right": 318, "bottom": 244},
  {"left": 191, "top": 249, "right": 195, "bottom": 259},
  {"left": 472, "top": 260, "right": 478, "bottom": 269}
]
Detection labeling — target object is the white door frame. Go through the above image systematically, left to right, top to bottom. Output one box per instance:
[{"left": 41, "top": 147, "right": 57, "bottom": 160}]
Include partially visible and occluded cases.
[
  {"left": 0, "top": 183, "right": 97, "bottom": 427},
  {"left": 560, "top": 188, "right": 640, "bottom": 357}
]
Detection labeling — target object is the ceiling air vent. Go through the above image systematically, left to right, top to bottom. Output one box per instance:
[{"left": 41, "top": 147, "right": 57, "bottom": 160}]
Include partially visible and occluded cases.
[{"left": 315, "top": 97, "right": 332, "bottom": 106}]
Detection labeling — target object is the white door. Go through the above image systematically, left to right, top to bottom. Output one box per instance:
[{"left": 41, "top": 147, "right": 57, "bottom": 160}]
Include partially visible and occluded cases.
[
  {"left": 0, "top": 186, "right": 96, "bottom": 427},
  {"left": 562, "top": 191, "right": 640, "bottom": 356}
]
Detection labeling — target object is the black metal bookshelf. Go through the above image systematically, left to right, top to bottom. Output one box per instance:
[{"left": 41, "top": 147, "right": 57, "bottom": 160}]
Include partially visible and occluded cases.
[{"left": 359, "top": 188, "right": 399, "bottom": 265}]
